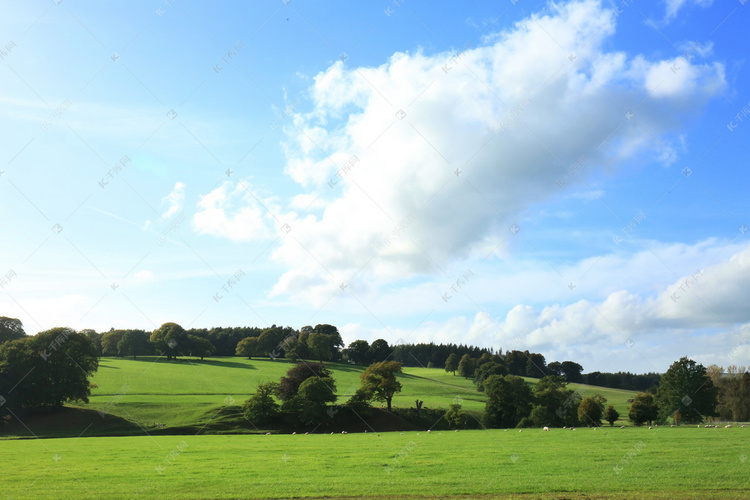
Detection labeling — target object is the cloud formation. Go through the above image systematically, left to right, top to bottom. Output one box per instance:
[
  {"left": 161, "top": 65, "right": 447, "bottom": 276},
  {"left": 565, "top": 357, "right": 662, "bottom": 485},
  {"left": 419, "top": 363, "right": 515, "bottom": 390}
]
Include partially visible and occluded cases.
[{"left": 270, "top": 0, "right": 725, "bottom": 303}]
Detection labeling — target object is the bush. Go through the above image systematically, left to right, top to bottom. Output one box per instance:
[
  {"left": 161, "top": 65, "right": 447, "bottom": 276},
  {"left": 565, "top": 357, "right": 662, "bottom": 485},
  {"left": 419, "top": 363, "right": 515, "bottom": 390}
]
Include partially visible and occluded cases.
[
  {"left": 242, "top": 383, "right": 280, "bottom": 425},
  {"left": 445, "top": 403, "right": 467, "bottom": 429}
]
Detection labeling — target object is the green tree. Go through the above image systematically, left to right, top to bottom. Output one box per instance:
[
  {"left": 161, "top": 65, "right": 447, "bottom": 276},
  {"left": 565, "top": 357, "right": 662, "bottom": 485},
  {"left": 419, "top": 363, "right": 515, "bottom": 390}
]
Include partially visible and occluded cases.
[
  {"left": 0, "top": 317, "right": 26, "bottom": 345},
  {"left": 150, "top": 322, "right": 188, "bottom": 360},
  {"left": 0, "top": 328, "right": 98, "bottom": 414},
  {"left": 257, "top": 328, "right": 281, "bottom": 358},
  {"left": 80, "top": 329, "right": 102, "bottom": 356},
  {"left": 101, "top": 330, "right": 125, "bottom": 356},
  {"left": 117, "top": 331, "right": 148, "bottom": 359},
  {"left": 307, "top": 332, "right": 333, "bottom": 362},
  {"left": 188, "top": 335, "right": 215, "bottom": 360},
  {"left": 236, "top": 337, "right": 260, "bottom": 359},
  {"left": 369, "top": 339, "right": 391, "bottom": 363},
  {"left": 345, "top": 340, "right": 371, "bottom": 365},
  {"left": 504, "top": 350, "right": 528, "bottom": 376},
  {"left": 444, "top": 353, "right": 460, "bottom": 375},
  {"left": 525, "top": 353, "right": 547, "bottom": 378},
  {"left": 457, "top": 354, "right": 475, "bottom": 379},
  {"left": 656, "top": 357, "right": 717, "bottom": 424},
  {"left": 360, "top": 361, "right": 403, "bottom": 411},
  {"left": 474, "top": 361, "right": 507, "bottom": 391},
  {"left": 560, "top": 361, "right": 584, "bottom": 383},
  {"left": 276, "top": 362, "right": 333, "bottom": 402},
  {"left": 483, "top": 374, "right": 534, "bottom": 428},
  {"left": 532, "top": 375, "right": 580, "bottom": 427},
  {"left": 293, "top": 376, "right": 338, "bottom": 424},
  {"left": 242, "top": 382, "right": 280, "bottom": 425},
  {"left": 629, "top": 392, "right": 659, "bottom": 426},
  {"left": 578, "top": 395, "right": 606, "bottom": 426},
  {"left": 445, "top": 403, "right": 467, "bottom": 429},
  {"left": 604, "top": 405, "right": 619, "bottom": 426}
]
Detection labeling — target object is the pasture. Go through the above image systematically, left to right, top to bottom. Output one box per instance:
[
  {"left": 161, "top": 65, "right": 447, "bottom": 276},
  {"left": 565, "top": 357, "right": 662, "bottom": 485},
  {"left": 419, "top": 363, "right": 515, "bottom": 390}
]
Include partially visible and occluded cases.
[
  {"left": 68, "top": 357, "right": 636, "bottom": 433},
  {"left": 1, "top": 427, "right": 748, "bottom": 499}
]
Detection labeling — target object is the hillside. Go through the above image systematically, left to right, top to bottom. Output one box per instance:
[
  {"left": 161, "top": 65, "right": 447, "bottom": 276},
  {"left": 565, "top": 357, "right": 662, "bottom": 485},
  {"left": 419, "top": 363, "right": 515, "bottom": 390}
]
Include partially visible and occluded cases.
[{"left": 2, "top": 356, "right": 638, "bottom": 438}]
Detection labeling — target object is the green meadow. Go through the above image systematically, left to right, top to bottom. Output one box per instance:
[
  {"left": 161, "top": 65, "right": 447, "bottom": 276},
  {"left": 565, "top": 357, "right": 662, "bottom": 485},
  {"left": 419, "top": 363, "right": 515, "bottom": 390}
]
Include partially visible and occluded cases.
[
  {"left": 4, "top": 357, "right": 747, "bottom": 499},
  {"left": 68, "top": 357, "right": 636, "bottom": 434},
  {"left": 1, "top": 427, "right": 748, "bottom": 499}
]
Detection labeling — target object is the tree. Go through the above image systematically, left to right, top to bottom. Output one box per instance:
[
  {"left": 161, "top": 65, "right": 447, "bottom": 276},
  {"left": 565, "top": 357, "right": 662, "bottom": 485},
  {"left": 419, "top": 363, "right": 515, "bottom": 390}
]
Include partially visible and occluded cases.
[
  {"left": 0, "top": 317, "right": 26, "bottom": 345},
  {"left": 150, "top": 322, "right": 188, "bottom": 360},
  {"left": 0, "top": 328, "right": 98, "bottom": 414},
  {"left": 257, "top": 328, "right": 281, "bottom": 358},
  {"left": 80, "top": 329, "right": 102, "bottom": 356},
  {"left": 101, "top": 330, "right": 125, "bottom": 356},
  {"left": 117, "top": 331, "right": 148, "bottom": 359},
  {"left": 307, "top": 332, "right": 333, "bottom": 362},
  {"left": 188, "top": 335, "right": 215, "bottom": 360},
  {"left": 236, "top": 337, "right": 260, "bottom": 359},
  {"left": 369, "top": 339, "right": 391, "bottom": 363},
  {"left": 345, "top": 340, "right": 371, "bottom": 365},
  {"left": 504, "top": 350, "right": 528, "bottom": 376},
  {"left": 444, "top": 353, "right": 460, "bottom": 375},
  {"left": 526, "top": 353, "right": 547, "bottom": 378},
  {"left": 457, "top": 354, "right": 475, "bottom": 379},
  {"left": 656, "top": 357, "right": 717, "bottom": 424},
  {"left": 360, "top": 361, "right": 403, "bottom": 411},
  {"left": 474, "top": 361, "right": 507, "bottom": 391},
  {"left": 546, "top": 361, "right": 563, "bottom": 377},
  {"left": 560, "top": 361, "right": 584, "bottom": 383},
  {"left": 276, "top": 362, "right": 332, "bottom": 402},
  {"left": 483, "top": 375, "right": 534, "bottom": 428},
  {"left": 531, "top": 375, "right": 580, "bottom": 427},
  {"left": 293, "top": 376, "right": 338, "bottom": 424},
  {"left": 242, "top": 382, "right": 280, "bottom": 425},
  {"left": 629, "top": 392, "right": 659, "bottom": 426},
  {"left": 578, "top": 395, "right": 606, "bottom": 426},
  {"left": 445, "top": 403, "right": 467, "bottom": 429},
  {"left": 604, "top": 405, "right": 619, "bottom": 426}
]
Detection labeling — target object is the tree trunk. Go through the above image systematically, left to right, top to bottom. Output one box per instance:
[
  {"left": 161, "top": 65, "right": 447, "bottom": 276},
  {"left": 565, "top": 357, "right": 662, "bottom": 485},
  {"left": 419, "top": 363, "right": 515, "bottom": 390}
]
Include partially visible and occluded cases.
[{"left": 415, "top": 399, "right": 423, "bottom": 418}]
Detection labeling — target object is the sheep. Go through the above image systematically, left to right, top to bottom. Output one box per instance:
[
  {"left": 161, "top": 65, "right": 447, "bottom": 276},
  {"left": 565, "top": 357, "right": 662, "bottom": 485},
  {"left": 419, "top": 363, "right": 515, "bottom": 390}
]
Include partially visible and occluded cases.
[
  {"left": 670, "top": 425, "right": 674, "bottom": 428},
  {"left": 725, "top": 425, "right": 732, "bottom": 428},
  {"left": 620, "top": 426, "right": 625, "bottom": 429},
  {"left": 648, "top": 426, "right": 652, "bottom": 430},
  {"left": 543, "top": 427, "right": 550, "bottom": 432},
  {"left": 519, "top": 429, "right": 522, "bottom": 433},
  {"left": 427, "top": 430, "right": 431, "bottom": 433},
  {"left": 265, "top": 432, "right": 271, "bottom": 435},
  {"left": 292, "top": 432, "right": 296, "bottom": 435},
  {"left": 304, "top": 432, "right": 309, "bottom": 435},
  {"left": 330, "top": 432, "right": 334, "bottom": 435}
]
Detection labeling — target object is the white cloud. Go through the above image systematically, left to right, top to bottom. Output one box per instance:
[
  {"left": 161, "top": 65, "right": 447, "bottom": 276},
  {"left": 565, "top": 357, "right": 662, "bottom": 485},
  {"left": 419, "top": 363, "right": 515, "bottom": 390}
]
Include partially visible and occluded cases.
[
  {"left": 269, "top": 0, "right": 725, "bottom": 304},
  {"left": 664, "top": 0, "right": 713, "bottom": 22},
  {"left": 193, "top": 180, "right": 276, "bottom": 241},
  {"left": 161, "top": 181, "right": 185, "bottom": 219}
]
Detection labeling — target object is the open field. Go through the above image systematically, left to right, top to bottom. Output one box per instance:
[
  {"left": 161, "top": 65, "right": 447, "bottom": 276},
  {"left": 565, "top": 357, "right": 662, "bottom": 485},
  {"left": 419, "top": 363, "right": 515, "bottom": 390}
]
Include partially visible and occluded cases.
[
  {"left": 1, "top": 357, "right": 640, "bottom": 439},
  {"left": 82, "top": 357, "right": 635, "bottom": 423},
  {"left": 1, "top": 427, "right": 748, "bottom": 499}
]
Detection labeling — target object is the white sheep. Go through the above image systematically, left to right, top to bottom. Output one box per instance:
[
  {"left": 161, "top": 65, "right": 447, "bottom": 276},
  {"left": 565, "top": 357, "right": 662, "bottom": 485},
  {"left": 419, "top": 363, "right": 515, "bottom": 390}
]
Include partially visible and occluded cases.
[
  {"left": 725, "top": 425, "right": 732, "bottom": 428},
  {"left": 543, "top": 427, "right": 549, "bottom": 432}
]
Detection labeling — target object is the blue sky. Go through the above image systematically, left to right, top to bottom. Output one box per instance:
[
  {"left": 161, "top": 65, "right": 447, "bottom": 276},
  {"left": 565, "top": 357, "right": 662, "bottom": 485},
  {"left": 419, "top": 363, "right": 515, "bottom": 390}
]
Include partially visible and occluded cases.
[{"left": 1, "top": 0, "right": 748, "bottom": 373}]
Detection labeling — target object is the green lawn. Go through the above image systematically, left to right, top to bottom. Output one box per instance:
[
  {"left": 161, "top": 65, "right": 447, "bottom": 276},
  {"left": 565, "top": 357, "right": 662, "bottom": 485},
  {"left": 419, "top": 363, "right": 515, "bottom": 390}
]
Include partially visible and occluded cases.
[
  {"left": 72, "top": 357, "right": 635, "bottom": 433},
  {"left": 1, "top": 427, "right": 748, "bottom": 499}
]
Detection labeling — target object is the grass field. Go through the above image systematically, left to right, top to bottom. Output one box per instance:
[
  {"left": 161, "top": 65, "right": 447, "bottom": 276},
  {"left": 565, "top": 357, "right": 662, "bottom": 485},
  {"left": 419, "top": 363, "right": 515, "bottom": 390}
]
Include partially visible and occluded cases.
[
  {"left": 55, "top": 356, "right": 638, "bottom": 434},
  {"left": 1, "top": 427, "right": 748, "bottom": 499}
]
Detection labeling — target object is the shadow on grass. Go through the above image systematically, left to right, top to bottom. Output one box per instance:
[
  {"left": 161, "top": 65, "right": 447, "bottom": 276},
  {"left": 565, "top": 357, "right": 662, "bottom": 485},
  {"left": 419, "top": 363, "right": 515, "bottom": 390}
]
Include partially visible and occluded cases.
[{"left": 102, "top": 356, "right": 257, "bottom": 371}]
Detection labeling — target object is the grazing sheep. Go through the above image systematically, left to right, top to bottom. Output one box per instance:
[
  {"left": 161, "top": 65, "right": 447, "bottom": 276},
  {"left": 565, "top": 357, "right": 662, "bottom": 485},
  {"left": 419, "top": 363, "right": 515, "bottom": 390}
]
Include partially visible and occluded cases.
[
  {"left": 670, "top": 425, "right": 674, "bottom": 428},
  {"left": 725, "top": 425, "right": 732, "bottom": 428},
  {"left": 742, "top": 425, "right": 747, "bottom": 428},
  {"left": 563, "top": 426, "right": 567, "bottom": 429},
  {"left": 620, "top": 426, "right": 625, "bottom": 429},
  {"left": 648, "top": 426, "right": 652, "bottom": 429},
  {"left": 543, "top": 427, "right": 549, "bottom": 432},
  {"left": 519, "top": 429, "right": 522, "bottom": 433},
  {"left": 364, "top": 430, "right": 368, "bottom": 433},
  {"left": 427, "top": 430, "right": 431, "bottom": 433},
  {"left": 265, "top": 432, "right": 270, "bottom": 435},
  {"left": 292, "top": 432, "right": 296, "bottom": 435},
  {"left": 304, "top": 432, "right": 309, "bottom": 435},
  {"left": 330, "top": 432, "right": 334, "bottom": 435}
]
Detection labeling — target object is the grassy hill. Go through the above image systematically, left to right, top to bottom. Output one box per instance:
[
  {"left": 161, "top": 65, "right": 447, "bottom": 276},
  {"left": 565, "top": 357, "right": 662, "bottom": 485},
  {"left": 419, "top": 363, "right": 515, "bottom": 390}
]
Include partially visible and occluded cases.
[{"left": 1, "top": 356, "right": 638, "bottom": 438}]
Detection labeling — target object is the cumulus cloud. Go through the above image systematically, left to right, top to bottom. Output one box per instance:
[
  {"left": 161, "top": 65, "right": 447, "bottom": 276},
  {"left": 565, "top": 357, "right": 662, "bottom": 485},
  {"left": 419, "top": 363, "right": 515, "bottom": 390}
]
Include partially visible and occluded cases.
[
  {"left": 268, "top": 0, "right": 724, "bottom": 303},
  {"left": 193, "top": 180, "right": 277, "bottom": 241}
]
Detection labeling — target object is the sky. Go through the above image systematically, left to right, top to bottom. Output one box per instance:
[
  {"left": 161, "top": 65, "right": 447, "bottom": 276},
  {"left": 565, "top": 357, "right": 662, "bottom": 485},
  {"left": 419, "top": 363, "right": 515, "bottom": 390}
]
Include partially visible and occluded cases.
[{"left": 1, "top": 0, "right": 748, "bottom": 374}]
